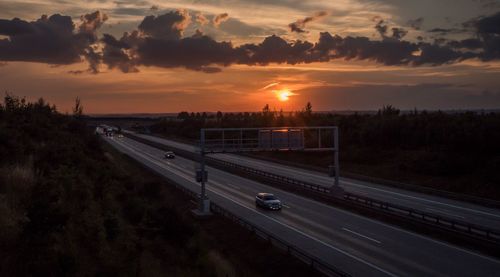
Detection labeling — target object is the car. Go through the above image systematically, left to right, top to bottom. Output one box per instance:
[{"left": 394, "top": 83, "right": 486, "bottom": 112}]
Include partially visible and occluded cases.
[
  {"left": 117, "top": 134, "right": 124, "bottom": 138},
  {"left": 164, "top": 151, "right": 175, "bottom": 159},
  {"left": 255, "top": 193, "right": 282, "bottom": 210}
]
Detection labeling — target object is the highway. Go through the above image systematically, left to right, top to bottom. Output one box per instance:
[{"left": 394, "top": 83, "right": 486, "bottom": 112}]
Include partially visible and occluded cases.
[
  {"left": 125, "top": 132, "right": 500, "bottom": 230},
  {"left": 106, "top": 135, "right": 500, "bottom": 276}
]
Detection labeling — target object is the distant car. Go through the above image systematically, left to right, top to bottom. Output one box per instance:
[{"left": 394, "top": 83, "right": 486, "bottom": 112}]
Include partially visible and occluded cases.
[
  {"left": 117, "top": 134, "right": 124, "bottom": 138},
  {"left": 164, "top": 151, "right": 175, "bottom": 159},
  {"left": 255, "top": 193, "right": 282, "bottom": 210}
]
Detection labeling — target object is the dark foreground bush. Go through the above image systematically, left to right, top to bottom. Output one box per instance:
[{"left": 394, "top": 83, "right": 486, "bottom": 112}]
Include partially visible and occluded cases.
[{"left": 0, "top": 95, "right": 217, "bottom": 276}]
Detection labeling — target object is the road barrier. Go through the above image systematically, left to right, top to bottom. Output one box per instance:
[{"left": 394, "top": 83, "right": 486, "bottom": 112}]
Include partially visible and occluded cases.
[
  {"left": 123, "top": 132, "right": 500, "bottom": 248},
  {"left": 118, "top": 142, "right": 350, "bottom": 277},
  {"left": 240, "top": 152, "right": 500, "bottom": 210},
  {"left": 210, "top": 203, "right": 350, "bottom": 277}
]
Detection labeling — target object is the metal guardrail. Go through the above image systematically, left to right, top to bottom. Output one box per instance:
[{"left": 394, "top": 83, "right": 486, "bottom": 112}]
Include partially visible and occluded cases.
[
  {"left": 124, "top": 133, "right": 500, "bottom": 245},
  {"left": 241, "top": 152, "right": 500, "bottom": 210},
  {"left": 206, "top": 156, "right": 500, "bottom": 243},
  {"left": 343, "top": 193, "right": 500, "bottom": 241}
]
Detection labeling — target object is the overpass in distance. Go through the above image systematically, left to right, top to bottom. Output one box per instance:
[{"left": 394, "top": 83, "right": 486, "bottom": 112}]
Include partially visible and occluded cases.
[{"left": 104, "top": 131, "right": 500, "bottom": 276}]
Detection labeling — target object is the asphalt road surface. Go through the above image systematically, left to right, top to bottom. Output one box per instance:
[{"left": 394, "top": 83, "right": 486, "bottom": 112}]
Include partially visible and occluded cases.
[
  {"left": 125, "top": 132, "right": 500, "bottom": 230},
  {"left": 106, "top": 135, "right": 500, "bottom": 276}
]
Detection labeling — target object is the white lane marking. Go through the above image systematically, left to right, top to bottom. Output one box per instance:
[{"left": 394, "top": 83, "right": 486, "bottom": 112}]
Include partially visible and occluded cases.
[
  {"left": 141, "top": 136, "right": 500, "bottom": 220},
  {"left": 115, "top": 137, "right": 500, "bottom": 265},
  {"left": 112, "top": 138, "right": 399, "bottom": 277},
  {"left": 223, "top": 153, "right": 500, "bottom": 220},
  {"left": 342, "top": 180, "right": 500, "bottom": 219},
  {"left": 210, "top": 182, "right": 255, "bottom": 202},
  {"left": 226, "top": 183, "right": 240, "bottom": 190},
  {"left": 283, "top": 204, "right": 291, "bottom": 209},
  {"left": 425, "top": 207, "right": 465, "bottom": 219},
  {"left": 342, "top": 228, "right": 382, "bottom": 244}
]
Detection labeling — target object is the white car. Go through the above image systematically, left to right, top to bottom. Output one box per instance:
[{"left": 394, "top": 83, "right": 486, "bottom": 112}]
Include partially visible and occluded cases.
[{"left": 255, "top": 193, "right": 282, "bottom": 210}]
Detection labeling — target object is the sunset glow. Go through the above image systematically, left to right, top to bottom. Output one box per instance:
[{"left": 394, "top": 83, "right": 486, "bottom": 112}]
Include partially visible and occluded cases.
[
  {"left": 0, "top": 1, "right": 499, "bottom": 112},
  {"left": 277, "top": 89, "right": 293, "bottom": 102}
]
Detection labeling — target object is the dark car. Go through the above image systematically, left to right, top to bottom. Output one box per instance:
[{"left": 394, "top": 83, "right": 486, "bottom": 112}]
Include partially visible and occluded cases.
[
  {"left": 164, "top": 151, "right": 175, "bottom": 159},
  {"left": 255, "top": 193, "right": 282, "bottom": 210}
]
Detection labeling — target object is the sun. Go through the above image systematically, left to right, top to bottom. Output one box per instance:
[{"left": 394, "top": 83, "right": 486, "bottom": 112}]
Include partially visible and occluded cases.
[{"left": 276, "top": 89, "right": 293, "bottom": 102}]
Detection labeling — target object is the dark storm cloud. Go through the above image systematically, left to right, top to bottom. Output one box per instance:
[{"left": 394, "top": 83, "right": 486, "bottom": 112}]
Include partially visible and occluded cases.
[
  {"left": 1, "top": 10, "right": 500, "bottom": 73},
  {"left": 80, "top": 10, "right": 108, "bottom": 35},
  {"left": 138, "top": 10, "right": 190, "bottom": 40},
  {"left": 0, "top": 11, "right": 106, "bottom": 67},
  {"left": 289, "top": 11, "right": 328, "bottom": 33},
  {"left": 474, "top": 11, "right": 500, "bottom": 35},
  {"left": 445, "top": 12, "right": 500, "bottom": 60},
  {"left": 473, "top": 12, "right": 500, "bottom": 60},
  {"left": 407, "top": 17, "right": 424, "bottom": 30},
  {"left": 374, "top": 19, "right": 407, "bottom": 40},
  {"left": 374, "top": 19, "right": 388, "bottom": 37},
  {"left": 391, "top": 27, "right": 408, "bottom": 40},
  {"left": 427, "top": 28, "right": 466, "bottom": 34},
  {"left": 313, "top": 32, "right": 419, "bottom": 65},
  {"left": 237, "top": 35, "right": 315, "bottom": 65},
  {"left": 447, "top": 38, "right": 483, "bottom": 49}
]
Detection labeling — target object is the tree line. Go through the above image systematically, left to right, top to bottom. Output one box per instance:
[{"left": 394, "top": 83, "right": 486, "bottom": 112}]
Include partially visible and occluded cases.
[{"left": 148, "top": 103, "right": 500, "bottom": 198}]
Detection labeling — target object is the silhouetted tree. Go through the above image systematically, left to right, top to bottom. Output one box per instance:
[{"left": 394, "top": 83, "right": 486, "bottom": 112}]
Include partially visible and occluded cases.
[
  {"left": 72, "top": 97, "right": 83, "bottom": 117},
  {"left": 304, "top": 102, "right": 313, "bottom": 116}
]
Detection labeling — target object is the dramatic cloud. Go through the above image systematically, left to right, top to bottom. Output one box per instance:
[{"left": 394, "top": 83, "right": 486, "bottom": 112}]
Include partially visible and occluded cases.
[
  {"left": 1, "top": 10, "right": 500, "bottom": 74},
  {"left": 80, "top": 10, "right": 108, "bottom": 34},
  {"left": 138, "top": 10, "right": 190, "bottom": 40},
  {"left": 0, "top": 11, "right": 106, "bottom": 69},
  {"left": 289, "top": 11, "right": 328, "bottom": 33},
  {"left": 470, "top": 11, "right": 500, "bottom": 60},
  {"left": 474, "top": 11, "right": 500, "bottom": 35},
  {"left": 195, "top": 12, "right": 209, "bottom": 26},
  {"left": 445, "top": 12, "right": 500, "bottom": 61},
  {"left": 213, "top": 13, "right": 229, "bottom": 27},
  {"left": 407, "top": 17, "right": 424, "bottom": 30},
  {"left": 374, "top": 19, "right": 407, "bottom": 40},
  {"left": 374, "top": 19, "right": 388, "bottom": 37},
  {"left": 391, "top": 27, "right": 408, "bottom": 40},
  {"left": 427, "top": 28, "right": 466, "bottom": 34},
  {"left": 447, "top": 38, "right": 483, "bottom": 50}
]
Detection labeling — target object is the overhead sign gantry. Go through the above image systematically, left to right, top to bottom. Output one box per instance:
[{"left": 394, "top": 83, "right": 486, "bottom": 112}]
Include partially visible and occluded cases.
[{"left": 193, "top": 126, "right": 341, "bottom": 215}]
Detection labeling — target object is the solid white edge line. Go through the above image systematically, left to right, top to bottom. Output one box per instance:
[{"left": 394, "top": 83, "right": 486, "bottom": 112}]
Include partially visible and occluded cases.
[
  {"left": 116, "top": 136, "right": 500, "bottom": 265},
  {"left": 112, "top": 137, "right": 400, "bottom": 277},
  {"left": 220, "top": 153, "right": 500, "bottom": 220},
  {"left": 342, "top": 227, "right": 382, "bottom": 244}
]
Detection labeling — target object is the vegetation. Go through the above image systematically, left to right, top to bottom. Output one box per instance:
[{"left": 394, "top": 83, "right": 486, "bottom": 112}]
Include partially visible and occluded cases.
[
  {"left": 0, "top": 95, "right": 320, "bottom": 276},
  {"left": 149, "top": 104, "right": 500, "bottom": 200}
]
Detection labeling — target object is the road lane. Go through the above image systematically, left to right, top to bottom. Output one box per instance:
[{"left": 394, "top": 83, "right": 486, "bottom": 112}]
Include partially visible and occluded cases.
[
  {"left": 126, "top": 132, "right": 500, "bottom": 230},
  {"left": 108, "top": 136, "right": 500, "bottom": 276}
]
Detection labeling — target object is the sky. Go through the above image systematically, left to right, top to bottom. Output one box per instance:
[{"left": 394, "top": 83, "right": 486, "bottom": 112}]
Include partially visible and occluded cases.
[{"left": 1, "top": 0, "right": 500, "bottom": 113}]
